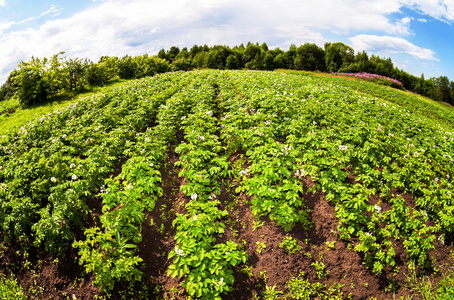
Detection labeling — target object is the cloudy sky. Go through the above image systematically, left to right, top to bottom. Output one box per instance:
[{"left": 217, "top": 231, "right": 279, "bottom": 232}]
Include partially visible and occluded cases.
[{"left": 0, "top": 0, "right": 453, "bottom": 83}]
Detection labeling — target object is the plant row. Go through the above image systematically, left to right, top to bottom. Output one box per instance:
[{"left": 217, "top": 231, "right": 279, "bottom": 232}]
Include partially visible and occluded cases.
[
  {"left": 222, "top": 70, "right": 453, "bottom": 275},
  {"left": 0, "top": 72, "right": 193, "bottom": 256},
  {"left": 169, "top": 72, "right": 247, "bottom": 299}
]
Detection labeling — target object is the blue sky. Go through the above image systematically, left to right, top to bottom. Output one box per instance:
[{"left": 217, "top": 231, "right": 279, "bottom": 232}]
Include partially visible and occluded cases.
[{"left": 0, "top": 0, "right": 453, "bottom": 83}]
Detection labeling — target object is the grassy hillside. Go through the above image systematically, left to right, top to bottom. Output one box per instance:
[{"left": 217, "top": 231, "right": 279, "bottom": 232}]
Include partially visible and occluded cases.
[{"left": 0, "top": 70, "right": 454, "bottom": 299}]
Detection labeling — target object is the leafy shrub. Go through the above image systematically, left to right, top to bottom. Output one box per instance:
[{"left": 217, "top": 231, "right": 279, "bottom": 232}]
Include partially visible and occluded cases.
[
  {"left": 279, "top": 236, "right": 302, "bottom": 254},
  {"left": 0, "top": 275, "right": 26, "bottom": 300}
]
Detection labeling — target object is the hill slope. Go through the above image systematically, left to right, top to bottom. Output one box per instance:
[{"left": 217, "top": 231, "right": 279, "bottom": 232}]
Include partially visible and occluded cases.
[{"left": 0, "top": 70, "right": 453, "bottom": 299}]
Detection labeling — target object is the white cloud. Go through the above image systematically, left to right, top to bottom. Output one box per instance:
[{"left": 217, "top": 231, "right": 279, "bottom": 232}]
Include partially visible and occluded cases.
[
  {"left": 0, "top": 0, "right": 450, "bottom": 82},
  {"left": 0, "top": 0, "right": 5, "bottom": 7},
  {"left": 402, "top": 0, "right": 454, "bottom": 22},
  {"left": 17, "top": 5, "right": 62, "bottom": 24},
  {"left": 40, "top": 5, "right": 61, "bottom": 18},
  {"left": 417, "top": 18, "right": 428, "bottom": 22},
  {"left": 0, "top": 21, "right": 14, "bottom": 34},
  {"left": 349, "top": 34, "right": 439, "bottom": 61}
]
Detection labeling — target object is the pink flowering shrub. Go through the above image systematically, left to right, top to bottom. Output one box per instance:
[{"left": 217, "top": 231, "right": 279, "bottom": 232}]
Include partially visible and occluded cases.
[{"left": 335, "top": 72, "right": 404, "bottom": 90}]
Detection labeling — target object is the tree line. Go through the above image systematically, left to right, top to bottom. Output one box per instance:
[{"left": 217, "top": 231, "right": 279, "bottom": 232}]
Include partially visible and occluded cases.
[{"left": 1, "top": 42, "right": 453, "bottom": 106}]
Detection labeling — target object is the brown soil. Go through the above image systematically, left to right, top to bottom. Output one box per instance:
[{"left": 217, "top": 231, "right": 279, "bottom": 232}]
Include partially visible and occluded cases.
[{"left": 2, "top": 147, "right": 454, "bottom": 300}]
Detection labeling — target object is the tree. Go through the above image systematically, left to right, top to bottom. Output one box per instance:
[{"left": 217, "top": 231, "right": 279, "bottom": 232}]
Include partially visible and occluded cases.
[
  {"left": 260, "top": 42, "right": 269, "bottom": 52},
  {"left": 325, "top": 42, "right": 354, "bottom": 72},
  {"left": 244, "top": 43, "right": 262, "bottom": 65},
  {"left": 294, "top": 43, "right": 326, "bottom": 71},
  {"left": 284, "top": 44, "right": 297, "bottom": 69},
  {"left": 189, "top": 45, "right": 202, "bottom": 58},
  {"left": 168, "top": 46, "right": 180, "bottom": 59},
  {"left": 176, "top": 47, "right": 190, "bottom": 60},
  {"left": 157, "top": 49, "right": 167, "bottom": 60},
  {"left": 193, "top": 52, "right": 208, "bottom": 68},
  {"left": 264, "top": 52, "right": 274, "bottom": 70},
  {"left": 12, "top": 53, "right": 67, "bottom": 106},
  {"left": 245, "top": 53, "right": 265, "bottom": 70},
  {"left": 273, "top": 53, "right": 286, "bottom": 69},
  {"left": 226, "top": 54, "right": 240, "bottom": 69},
  {"left": 117, "top": 55, "right": 137, "bottom": 79},
  {"left": 370, "top": 55, "right": 394, "bottom": 77},
  {"left": 98, "top": 56, "right": 119, "bottom": 80},
  {"left": 66, "top": 58, "right": 89, "bottom": 91},
  {"left": 171, "top": 59, "right": 192, "bottom": 71},
  {"left": 85, "top": 62, "right": 109, "bottom": 86},
  {"left": 0, "top": 71, "right": 18, "bottom": 102},
  {"left": 433, "top": 76, "right": 452, "bottom": 103}
]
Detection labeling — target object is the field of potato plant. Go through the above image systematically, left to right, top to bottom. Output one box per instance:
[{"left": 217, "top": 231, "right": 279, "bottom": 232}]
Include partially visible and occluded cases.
[{"left": 0, "top": 69, "right": 454, "bottom": 299}]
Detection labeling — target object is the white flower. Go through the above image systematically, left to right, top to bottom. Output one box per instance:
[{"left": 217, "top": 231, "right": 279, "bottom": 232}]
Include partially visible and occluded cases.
[
  {"left": 206, "top": 111, "right": 213, "bottom": 115},
  {"left": 313, "top": 121, "right": 317, "bottom": 125},
  {"left": 377, "top": 124, "right": 383, "bottom": 132},
  {"left": 388, "top": 133, "right": 394, "bottom": 137},
  {"left": 62, "top": 134, "right": 67, "bottom": 139},
  {"left": 198, "top": 135, "right": 205, "bottom": 141},
  {"left": 144, "top": 137, "right": 150, "bottom": 143},
  {"left": 280, "top": 144, "right": 291, "bottom": 155},
  {"left": 339, "top": 145, "right": 348, "bottom": 151},
  {"left": 150, "top": 162, "right": 154, "bottom": 167},
  {"left": 70, "top": 163, "right": 76, "bottom": 169},
  {"left": 239, "top": 168, "right": 249, "bottom": 177},
  {"left": 295, "top": 169, "right": 306, "bottom": 178},
  {"left": 71, "top": 174, "right": 77, "bottom": 180},
  {"left": 50, "top": 177, "right": 57, "bottom": 183},
  {"left": 435, "top": 178, "right": 439, "bottom": 183},
  {"left": 127, "top": 185, "right": 132, "bottom": 190},
  {"left": 191, "top": 193, "right": 198, "bottom": 200},
  {"left": 374, "top": 205, "right": 382, "bottom": 213},
  {"left": 193, "top": 214, "right": 197, "bottom": 221},
  {"left": 365, "top": 232, "right": 371, "bottom": 236},
  {"left": 438, "top": 235, "right": 445, "bottom": 245},
  {"left": 175, "top": 246, "right": 185, "bottom": 256},
  {"left": 212, "top": 277, "right": 224, "bottom": 287}
]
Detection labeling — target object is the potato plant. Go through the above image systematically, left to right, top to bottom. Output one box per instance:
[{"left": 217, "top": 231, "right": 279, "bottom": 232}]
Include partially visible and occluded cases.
[{"left": 0, "top": 69, "right": 453, "bottom": 298}]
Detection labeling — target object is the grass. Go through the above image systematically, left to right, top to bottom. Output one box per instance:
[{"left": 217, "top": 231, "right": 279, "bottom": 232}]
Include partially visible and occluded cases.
[{"left": 0, "top": 79, "right": 129, "bottom": 137}]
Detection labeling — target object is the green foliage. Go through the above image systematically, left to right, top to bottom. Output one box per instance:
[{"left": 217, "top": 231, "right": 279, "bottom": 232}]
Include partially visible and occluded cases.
[
  {"left": 325, "top": 42, "right": 355, "bottom": 72},
  {"left": 294, "top": 43, "right": 326, "bottom": 71},
  {"left": 8, "top": 52, "right": 170, "bottom": 108},
  {"left": 12, "top": 53, "right": 67, "bottom": 106},
  {"left": 66, "top": 57, "right": 89, "bottom": 91},
  {"left": 85, "top": 61, "right": 109, "bottom": 87},
  {"left": 1, "top": 69, "right": 454, "bottom": 298},
  {"left": 279, "top": 236, "right": 302, "bottom": 254},
  {"left": 256, "top": 241, "right": 267, "bottom": 254},
  {"left": 311, "top": 260, "right": 329, "bottom": 279},
  {"left": 286, "top": 272, "right": 323, "bottom": 300},
  {"left": 436, "top": 272, "right": 454, "bottom": 300},
  {"left": 0, "top": 275, "right": 26, "bottom": 300},
  {"left": 262, "top": 285, "right": 283, "bottom": 300}
]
